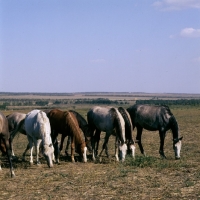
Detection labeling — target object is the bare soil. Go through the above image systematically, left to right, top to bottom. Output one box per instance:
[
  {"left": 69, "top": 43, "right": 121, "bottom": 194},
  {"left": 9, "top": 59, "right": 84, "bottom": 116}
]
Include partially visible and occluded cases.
[{"left": 0, "top": 106, "right": 200, "bottom": 200}]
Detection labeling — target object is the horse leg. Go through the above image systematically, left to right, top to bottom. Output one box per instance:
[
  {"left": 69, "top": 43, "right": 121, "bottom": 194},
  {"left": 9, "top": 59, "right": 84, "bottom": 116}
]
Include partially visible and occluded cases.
[
  {"left": 136, "top": 126, "right": 146, "bottom": 156},
  {"left": 94, "top": 129, "right": 101, "bottom": 157},
  {"left": 51, "top": 130, "right": 60, "bottom": 163},
  {"left": 159, "top": 131, "right": 167, "bottom": 159},
  {"left": 99, "top": 132, "right": 110, "bottom": 159},
  {"left": 59, "top": 133, "right": 66, "bottom": 152},
  {"left": 22, "top": 134, "right": 32, "bottom": 161},
  {"left": 91, "top": 135, "right": 96, "bottom": 161},
  {"left": 65, "top": 136, "right": 71, "bottom": 156},
  {"left": 70, "top": 136, "right": 75, "bottom": 163},
  {"left": 3, "top": 137, "right": 15, "bottom": 177},
  {"left": 115, "top": 137, "right": 119, "bottom": 162},
  {"left": 36, "top": 139, "right": 42, "bottom": 165}
]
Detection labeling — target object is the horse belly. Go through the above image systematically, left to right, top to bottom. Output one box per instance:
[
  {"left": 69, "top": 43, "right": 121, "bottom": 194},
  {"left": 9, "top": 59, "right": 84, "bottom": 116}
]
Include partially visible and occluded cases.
[{"left": 136, "top": 117, "right": 159, "bottom": 131}]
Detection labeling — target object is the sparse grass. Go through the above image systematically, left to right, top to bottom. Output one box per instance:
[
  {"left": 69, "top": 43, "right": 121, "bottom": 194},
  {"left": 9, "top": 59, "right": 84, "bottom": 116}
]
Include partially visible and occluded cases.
[{"left": 0, "top": 103, "right": 200, "bottom": 199}]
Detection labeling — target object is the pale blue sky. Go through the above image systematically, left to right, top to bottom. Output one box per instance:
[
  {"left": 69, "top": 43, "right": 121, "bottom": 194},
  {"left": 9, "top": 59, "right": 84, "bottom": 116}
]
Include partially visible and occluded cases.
[{"left": 1, "top": 0, "right": 200, "bottom": 93}]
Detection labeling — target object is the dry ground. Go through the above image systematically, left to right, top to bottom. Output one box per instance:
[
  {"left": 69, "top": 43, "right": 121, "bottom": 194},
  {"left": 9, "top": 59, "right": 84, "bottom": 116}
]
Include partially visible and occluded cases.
[{"left": 0, "top": 106, "right": 200, "bottom": 200}]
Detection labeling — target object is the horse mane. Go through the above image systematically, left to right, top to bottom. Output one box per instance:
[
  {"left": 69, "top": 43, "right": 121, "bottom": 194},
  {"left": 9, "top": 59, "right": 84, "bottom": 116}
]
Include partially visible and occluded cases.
[
  {"left": 118, "top": 107, "right": 134, "bottom": 142},
  {"left": 109, "top": 108, "right": 125, "bottom": 144},
  {"left": 64, "top": 111, "right": 85, "bottom": 145},
  {"left": 169, "top": 115, "right": 179, "bottom": 138}
]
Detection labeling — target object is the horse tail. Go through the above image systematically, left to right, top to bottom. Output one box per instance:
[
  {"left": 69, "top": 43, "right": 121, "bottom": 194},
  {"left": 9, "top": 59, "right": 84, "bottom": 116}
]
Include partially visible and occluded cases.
[
  {"left": 118, "top": 107, "right": 134, "bottom": 143},
  {"left": 110, "top": 108, "right": 125, "bottom": 144},
  {"left": 11, "top": 118, "right": 26, "bottom": 141}
]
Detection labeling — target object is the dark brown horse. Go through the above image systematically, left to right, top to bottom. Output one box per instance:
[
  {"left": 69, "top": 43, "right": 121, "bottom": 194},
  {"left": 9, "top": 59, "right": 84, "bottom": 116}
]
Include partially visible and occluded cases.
[
  {"left": 127, "top": 104, "right": 183, "bottom": 159},
  {"left": 47, "top": 109, "right": 87, "bottom": 163},
  {"left": 0, "top": 112, "right": 15, "bottom": 177}
]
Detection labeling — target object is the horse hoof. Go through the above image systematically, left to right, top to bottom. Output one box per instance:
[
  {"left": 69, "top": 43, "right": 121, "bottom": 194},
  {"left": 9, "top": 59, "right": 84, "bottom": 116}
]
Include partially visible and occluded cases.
[
  {"left": 99, "top": 157, "right": 102, "bottom": 163},
  {"left": 11, "top": 173, "right": 16, "bottom": 178}
]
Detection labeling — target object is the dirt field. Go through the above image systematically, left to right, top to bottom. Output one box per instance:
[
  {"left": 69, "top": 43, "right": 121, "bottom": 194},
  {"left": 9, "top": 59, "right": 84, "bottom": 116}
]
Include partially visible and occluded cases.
[{"left": 0, "top": 106, "right": 200, "bottom": 199}]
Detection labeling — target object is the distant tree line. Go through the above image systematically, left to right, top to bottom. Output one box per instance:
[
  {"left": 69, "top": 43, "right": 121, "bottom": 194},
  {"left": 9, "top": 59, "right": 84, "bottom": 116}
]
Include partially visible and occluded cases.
[
  {"left": 0, "top": 98, "right": 129, "bottom": 109},
  {"left": 74, "top": 98, "right": 128, "bottom": 105},
  {"left": 136, "top": 99, "right": 200, "bottom": 106}
]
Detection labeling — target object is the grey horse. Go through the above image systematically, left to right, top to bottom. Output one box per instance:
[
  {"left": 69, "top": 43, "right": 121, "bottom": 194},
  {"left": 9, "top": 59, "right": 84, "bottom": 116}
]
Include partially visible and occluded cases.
[{"left": 127, "top": 104, "right": 183, "bottom": 159}]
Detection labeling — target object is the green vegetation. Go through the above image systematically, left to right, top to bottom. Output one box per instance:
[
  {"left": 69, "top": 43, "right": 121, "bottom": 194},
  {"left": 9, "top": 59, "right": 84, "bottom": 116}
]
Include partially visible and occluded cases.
[{"left": 136, "top": 99, "right": 200, "bottom": 106}]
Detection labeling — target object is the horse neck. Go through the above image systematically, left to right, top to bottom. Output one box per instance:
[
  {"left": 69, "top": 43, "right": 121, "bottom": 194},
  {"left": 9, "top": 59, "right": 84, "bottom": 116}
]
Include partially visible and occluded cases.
[
  {"left": 119, "top": 107, "right": 133, "bottom": 141},
  {"left": 111, "top": 108, "right": 125, "bottom": 144},
  {"left": 67, "top": 113, "right": 85, "bottom": 145},
  {"left": 170, "top": 116, "right": 179, "bottom": 139}
]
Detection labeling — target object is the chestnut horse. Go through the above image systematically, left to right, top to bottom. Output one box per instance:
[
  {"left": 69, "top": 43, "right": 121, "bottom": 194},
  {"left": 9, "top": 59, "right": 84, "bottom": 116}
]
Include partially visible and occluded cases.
[
  {"left": 127, "top": 104, "right": 183, "bottom": 159},
  {"left": 47, "top": 109, "right": 87, "bottom": 163},
  {"left": 59, "top": 110, "right": 92, "bottom": 156},
  {"left": 0, "top": 112, "right": 15, "bottom": 177}
]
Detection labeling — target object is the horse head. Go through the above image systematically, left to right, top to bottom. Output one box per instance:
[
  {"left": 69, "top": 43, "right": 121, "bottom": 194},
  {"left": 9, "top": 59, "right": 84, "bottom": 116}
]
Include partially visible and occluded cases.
[
  {"left": 173, "top": 136, "right": 183, "bottom": 159},
  {"left": 127, "top": 140, "right": 138, "bottom": 159},
  {"left": 119, "top": 142, "right": 127, "bottom": 162},
  {"left": 43, "top": 143, "right": 54, "bottom": 167},
  {"left": 78, "top": 143, "right": 87, "bottom": 163}
]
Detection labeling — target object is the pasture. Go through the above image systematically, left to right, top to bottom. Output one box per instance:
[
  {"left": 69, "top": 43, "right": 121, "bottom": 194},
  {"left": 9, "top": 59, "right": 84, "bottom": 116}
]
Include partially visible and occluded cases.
[{"left": 0, "top": 97, "right": 200, "bottom": 199}]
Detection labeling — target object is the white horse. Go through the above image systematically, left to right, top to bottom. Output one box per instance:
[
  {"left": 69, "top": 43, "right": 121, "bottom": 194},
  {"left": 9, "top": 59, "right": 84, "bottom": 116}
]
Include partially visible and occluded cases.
[
  {"left": 87, "top": 106, "right": 127, "bottom": 162},
  {"left": 23, "top": 110, "right": 54, "bottom": 167}
]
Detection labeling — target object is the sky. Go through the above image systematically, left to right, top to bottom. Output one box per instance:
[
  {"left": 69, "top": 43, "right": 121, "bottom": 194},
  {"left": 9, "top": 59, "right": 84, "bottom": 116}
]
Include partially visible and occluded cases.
[{"left": 0, "top": 0, "right": 200, "bottom": 93}]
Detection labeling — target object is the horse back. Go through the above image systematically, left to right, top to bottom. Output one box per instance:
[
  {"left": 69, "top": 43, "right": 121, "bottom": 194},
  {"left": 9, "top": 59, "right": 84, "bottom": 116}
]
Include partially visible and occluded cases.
[
  {"left": 127, "top": 104, "right": 173, "bottom": 131},
  {"left": 87, "top": 106, "right": 114, "bottom": 131},
  {"left": 47, "top": 109, "right": 67, "bottom": 133},
  {"left": 25, "top": 110, "right": 50, "bottom": 137},
  {"left": 69, "top": 110, "right": 87, "bottom": 127},
  {"left": 6, "top": 112, "right": 26, "bottom": 134}
]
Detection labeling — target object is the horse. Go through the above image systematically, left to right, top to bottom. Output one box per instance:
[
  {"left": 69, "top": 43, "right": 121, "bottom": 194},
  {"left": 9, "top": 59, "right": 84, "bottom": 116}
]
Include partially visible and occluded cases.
[
  {"left": 127, "top": 104, "right": 183, "bottom": 159},
  {"left": 87, "top": 106, "right": 127, "bottom": 162},
  {"left": 118, "top": 107, "right": 137, "bottom": 158},
  {"left": 47, "top": 109, "right": 87, "bottom": 163},
  {"left": 23, "top": 110, "right": 54, "bottom": 167},
  {"left": 59, "top": 110, "right": 92, "bottom": 156},
  {"left": 0, "top": 112, "right": 15, "bottom": 177},
  {"left": 6, "top": 112, "right": 26, "bottom": 157}
]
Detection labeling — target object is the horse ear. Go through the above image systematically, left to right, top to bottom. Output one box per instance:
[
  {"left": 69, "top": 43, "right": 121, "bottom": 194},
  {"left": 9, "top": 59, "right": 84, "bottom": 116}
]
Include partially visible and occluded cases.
[{"left": 179, "top": 136, "right": 183, "bottom": 141}]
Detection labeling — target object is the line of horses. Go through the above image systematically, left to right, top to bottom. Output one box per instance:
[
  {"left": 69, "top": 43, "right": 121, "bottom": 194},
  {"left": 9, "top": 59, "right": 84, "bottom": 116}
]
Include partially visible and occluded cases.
[{"left": 0, "top": 104, "right": 183, "bottom": 178}]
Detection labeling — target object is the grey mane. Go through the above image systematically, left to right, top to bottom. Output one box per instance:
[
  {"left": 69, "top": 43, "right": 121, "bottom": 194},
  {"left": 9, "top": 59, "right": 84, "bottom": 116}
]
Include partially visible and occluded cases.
[{"left": 109, "top": 108, "right": 125, "bottom": 144}]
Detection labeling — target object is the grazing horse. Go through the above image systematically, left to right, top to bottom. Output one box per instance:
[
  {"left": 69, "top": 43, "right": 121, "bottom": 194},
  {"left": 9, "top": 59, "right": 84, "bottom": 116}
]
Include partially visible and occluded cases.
[
  {"left": 127, "top": 104, "right": 183, "bottom": 159},
  {"left": 87, "top": 106, "right": 127, "bottom": 162},
  {"left": 118, "top": 107, "right": 137, "bottom": 158},
  {"left": 47, "top": 109, "right": 87, "bottom": 163},
  {"left": 23, "top": 110, "right": 54, "bottom": 167},
  {"left": 60, "top": 110, "right": 92, "bottom": 156},
  {"left": 0, "top": 112, "right": 15, "bottom": 177},
  {"left": 6, "top": 112, "right": 26, "bottom": 156}
]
